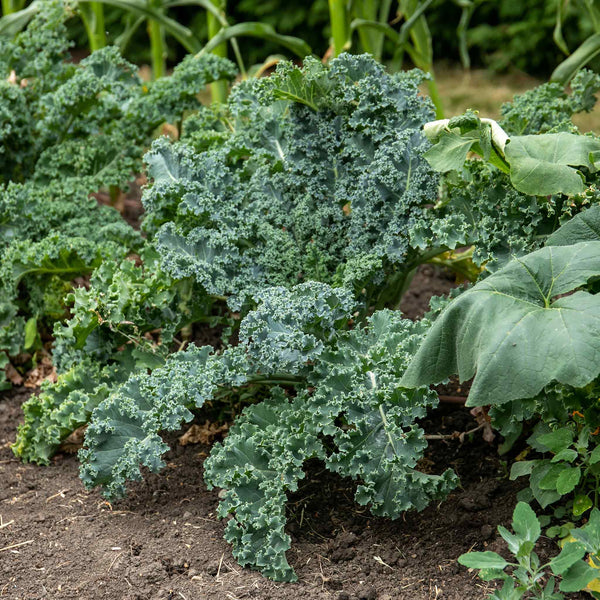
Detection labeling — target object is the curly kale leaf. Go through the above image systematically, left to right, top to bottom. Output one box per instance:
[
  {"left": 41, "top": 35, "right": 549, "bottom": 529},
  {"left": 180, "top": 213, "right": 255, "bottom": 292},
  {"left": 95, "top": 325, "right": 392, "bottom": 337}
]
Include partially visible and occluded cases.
[
  {"left": 0, "top": 2, "right": 235, "bottom": 187},
  {"left": 0, "top": 7, "right": 235, "bottom": 388},
  {"left": 129, "top": 53, "right": 237, "bottom": 131},
  {"left": 142, "top": 54, "right": 439, "bottom": 310},
  {"left": 501, "top": 69, "right": 600, "bottom": 136},
  {"left": 10, "top": 246, "right": 223, "bottom": 463},
  {"left": 51, "top": 250, "right": 181, "bottom": 373},
  {"left": 80, "top": 281, "right": 453, "bottom": 581},
  {"left": 239, "top": 282, "right": 355, "bottom": 374},
  {"left": 205, "top": 308, "right": 456, "bottom": 581},
  {"left": 315, "top": 311, "right": 459, "bottom": 516},
  {"left": 79, "top": 345, "right": 248, "bottom": 499},
  {"left": 13, "top": 360, "right": 132, "bottom": 464},
  {"left": 205, "top": 389, "right": 325, "bottom": 582}
]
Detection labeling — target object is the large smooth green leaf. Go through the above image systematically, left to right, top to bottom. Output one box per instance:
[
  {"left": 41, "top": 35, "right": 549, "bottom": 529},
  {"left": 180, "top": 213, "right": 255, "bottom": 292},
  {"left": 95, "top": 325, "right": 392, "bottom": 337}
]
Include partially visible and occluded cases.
[
  {"left": 504, "top": 133, "right": 600, "bottom": 197},
  {"left": 547, "top": 205, "right": 600, "bottom": 246},
  {"left": 401, "top": 242, "right": 600, "bottom": 407}
]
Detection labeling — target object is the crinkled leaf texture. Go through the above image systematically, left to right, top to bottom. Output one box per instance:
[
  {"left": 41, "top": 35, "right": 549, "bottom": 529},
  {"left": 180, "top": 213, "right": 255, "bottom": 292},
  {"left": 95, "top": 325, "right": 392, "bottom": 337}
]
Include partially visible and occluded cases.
[
  {"left": 142, "top": 53, "right": 438, "bottom": 310},
  {"left": 402, "top": 241, "right": 600, "bottom": 407},
  {"left": 81, "top": 284, "right": 457, "bottom": 581},
  {"left": 205, "top": 305, "right": 457, "bottom": 582},
  {"left": 79, "top": 345, "right": 248, "bottom": 499},
  {"left": 13, "top": 360, "right": 132, "bottom": 464}
]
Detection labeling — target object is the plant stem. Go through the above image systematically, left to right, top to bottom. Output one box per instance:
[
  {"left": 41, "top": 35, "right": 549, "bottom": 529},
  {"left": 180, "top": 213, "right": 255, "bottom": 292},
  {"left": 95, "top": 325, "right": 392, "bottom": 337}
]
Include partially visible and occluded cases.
[
  {"left": 1, "top": 0, "right": 24, "bottom": 15},
  {"left": 208, "top": 0, "right": 228, "bottom": 103},
  {"left": 328, "top": 0, "right": 348, "bottom": 57},
  {"left": 354, "top": 0, "right": 378, "bottom": 58},
  {"left": 81, "top": 2, "right": 107, "bottom": 52},
  {"left": 148, "top": 9, "right": 166, "bottom": 80},
  {"left": 426, "top": 71, "right": 444, "bottom": 119}
]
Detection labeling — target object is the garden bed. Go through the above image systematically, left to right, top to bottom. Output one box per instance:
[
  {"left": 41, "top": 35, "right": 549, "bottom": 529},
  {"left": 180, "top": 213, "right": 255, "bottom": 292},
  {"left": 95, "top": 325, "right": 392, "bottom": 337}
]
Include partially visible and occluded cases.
[{"left": 0, "top": 268, "right": 556, "bottom": 600}]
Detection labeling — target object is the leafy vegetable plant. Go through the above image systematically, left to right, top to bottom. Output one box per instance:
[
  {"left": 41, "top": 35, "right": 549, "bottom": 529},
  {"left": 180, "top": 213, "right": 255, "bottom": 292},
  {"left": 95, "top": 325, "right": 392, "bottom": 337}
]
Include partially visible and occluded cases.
[
  {"left": 0, "top": 1, "right": 235, "bottom": 389},
  {"left": 61, "top": 54, "right": 466, "bottom": 582},
  {"left": 459, "top": 502, "right": 600, "bottom": 599}
]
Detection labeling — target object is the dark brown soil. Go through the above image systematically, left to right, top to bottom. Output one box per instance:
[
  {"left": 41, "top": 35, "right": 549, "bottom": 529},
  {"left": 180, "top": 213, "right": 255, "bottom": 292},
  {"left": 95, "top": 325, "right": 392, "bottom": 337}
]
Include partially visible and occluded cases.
[{"left": 0, "top": 271, "right": 576, "bottom": 600}]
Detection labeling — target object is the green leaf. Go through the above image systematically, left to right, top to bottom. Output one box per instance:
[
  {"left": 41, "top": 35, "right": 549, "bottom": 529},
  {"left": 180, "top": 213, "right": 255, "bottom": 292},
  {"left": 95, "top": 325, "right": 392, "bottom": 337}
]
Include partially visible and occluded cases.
[
  {"left": 0, "top": 0, "right": 41, "bottom": 36},
  {"left": 78, "top": 0, "right": 202, "bottom": 53},
  {"left": 199, "top": 22, "right": 312, "bottom": 59},
  {"left": 551, "top": 33, "right": 600, "bottom": 86},
  {"left": 424, "top": 129, "right": 479, "bottom": 172},
  {"left": 504, "top": 133, "right": 600, "bottom": 196},
  {"left": 547, "top": 205, "right": 600, "bottom": 247},
  {"left": 401, "top": 242, "right": 600, "bottom": 407},
  {"left": 23, "top": 317, "right": 37, "bottom": 350},
  {"left": 80, "top": 345, "right": 233, "bottom": 499},
  {"left": 205, "top": 389, "right": 324, "bottom": 583},
  {"left": 538, "top": 429, "right": 574, "bottom": 453},
  {"left": 590, "top": 446, "right": 600, "bottom": 465},
  {"left": 552, "top": 448, "right": 578, "bottom": 463},
  {"left": 510, "top": 460, "right": 536, "bottom": 480},
  {"left": 530, "top": 462, "right": 563, "bottom": 508},
  {"left": 539, "top": 463, "right": 568, "bottom": 490},
  {"left": 556, "top": 466, "right": 582, "bottom": 494},
  {"left": 573, "top": 495, "right": 593, "bottom": 516},
  {"left": 512, "top": 502, "right": 541, "bottom": 545},
  {"left": 571, "top": 509, "right": 600, "bottom": 554},
  {"left": 498, "top": 525, "right": 522, "bottom": 556},
  {"left": 551, "top": 541, "right": 587, "bottom": 575},
  {"left": 458, "top": 551, "right": 509, "bottom": 570},
  {"left": 559, "top": 559, "right": 600, "bottom": 592}
]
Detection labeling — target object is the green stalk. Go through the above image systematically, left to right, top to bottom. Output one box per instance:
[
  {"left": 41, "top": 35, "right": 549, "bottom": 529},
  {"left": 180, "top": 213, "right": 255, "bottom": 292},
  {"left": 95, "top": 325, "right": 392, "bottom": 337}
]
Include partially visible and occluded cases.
[
  {"left": 1, "top": 0, "right": 24, "bottom": 15},
  {"left": 207, "top": 0, "right": 228, "bottom": 103},
  {"left": 328, "top": 0, "right": 347, "bottom": 57},
  {"left": 354, "top": 0, "right": 378, "bottom": 57},
  {"left": 375, "top": 0, "right": 393, "bottom": 59},
  {"left": 81, "top": 2, "right": 107, "bottom": 52},
  {"left": 148, "top": 17, "right": 166, "bottom": 79},
  {"left": 426, "top": 70, "right": 444, "bottom": 119}
]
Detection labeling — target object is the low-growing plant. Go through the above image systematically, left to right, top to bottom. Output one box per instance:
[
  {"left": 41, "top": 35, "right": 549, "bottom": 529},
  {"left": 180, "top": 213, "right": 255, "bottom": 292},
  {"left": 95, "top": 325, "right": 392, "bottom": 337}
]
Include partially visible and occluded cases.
[
  {"left": 0, "top": 1, "right": 236, "bottom": 389},
  {"left": 9, "top": 14, "right": 600, "bottom": 585},
  {"left": 459, "top": 502, "right": 600, "bottom": 599}
]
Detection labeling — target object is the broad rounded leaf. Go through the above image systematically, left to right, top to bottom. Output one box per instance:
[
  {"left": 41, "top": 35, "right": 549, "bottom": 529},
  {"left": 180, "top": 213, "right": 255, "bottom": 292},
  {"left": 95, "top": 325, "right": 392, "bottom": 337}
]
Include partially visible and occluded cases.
[
  {"left": 504, "top": 133, "right": 600, "bottom": 197},
  {"left": 547, "top": 205, "right": 600, "bottom": 247},
  {"left": 401, "top": 242, "right": 600, "bottom": 407}
]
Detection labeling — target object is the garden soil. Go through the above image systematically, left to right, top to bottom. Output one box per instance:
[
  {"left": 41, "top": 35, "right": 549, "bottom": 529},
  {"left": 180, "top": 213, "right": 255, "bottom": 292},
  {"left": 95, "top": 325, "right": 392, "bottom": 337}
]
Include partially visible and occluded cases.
[{"left": 0, "top": 268, "right": 587, "bottom": 600}]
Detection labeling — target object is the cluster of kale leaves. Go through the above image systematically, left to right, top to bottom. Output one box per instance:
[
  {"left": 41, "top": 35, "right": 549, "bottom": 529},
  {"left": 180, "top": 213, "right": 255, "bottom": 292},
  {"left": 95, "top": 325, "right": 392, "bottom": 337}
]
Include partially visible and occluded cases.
[{"left": 4, "top": 2, "right": 600, "bottom": 582}]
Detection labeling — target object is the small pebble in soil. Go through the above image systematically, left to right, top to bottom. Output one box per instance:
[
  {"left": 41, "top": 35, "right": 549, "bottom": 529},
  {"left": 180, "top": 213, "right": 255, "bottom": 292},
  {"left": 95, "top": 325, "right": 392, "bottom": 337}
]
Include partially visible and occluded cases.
[
  {"left": 480, "top": 524, "right": 494, "bottom": 539},
  {"left": 205, "top": 560, "right": 220, "bottom": 576},
  {"left": 357, "top": 586, "right": 377, "bottom": 600}
]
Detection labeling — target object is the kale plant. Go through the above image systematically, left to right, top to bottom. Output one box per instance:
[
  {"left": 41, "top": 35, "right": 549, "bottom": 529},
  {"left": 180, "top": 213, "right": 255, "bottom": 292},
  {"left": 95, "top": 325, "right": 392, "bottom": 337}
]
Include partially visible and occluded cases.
[
  {"left": 0, "top": 1, "right": 236, "bottom": 389},
  {"left": 17, "top": 46, "right": 600, "bottom": 586},
  {"left": 141, "top": 53, "right": 441, "bottom": 312},
  {"left": 65, "top": 54, "right": 464, "bottom": 581},
  {"left": 79, "top": 283, "right": 457, "bottom": 581}
]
